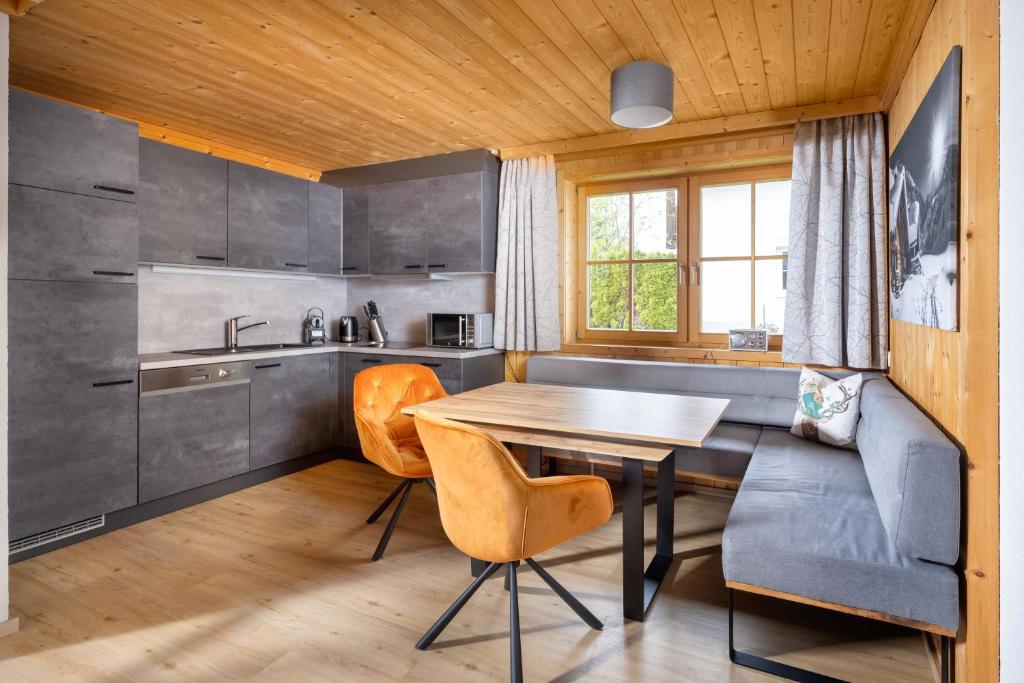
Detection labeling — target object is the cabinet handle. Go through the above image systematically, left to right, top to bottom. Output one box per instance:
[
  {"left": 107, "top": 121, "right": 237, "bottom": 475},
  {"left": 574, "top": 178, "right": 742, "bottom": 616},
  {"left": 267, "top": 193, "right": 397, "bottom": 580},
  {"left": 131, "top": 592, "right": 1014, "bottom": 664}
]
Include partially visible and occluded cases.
[
  {"left": 93, "top": 184, "right": 135, "bottom": 196},
  {"left": 196, "top": 255, "right": 226, "bottom": 262},
  {"left": 285, "top": 263, "right": 308, "bottom": 268},
  {"left": 404, "top": 264, "right": 424, "bottom": 269},
  {"left": 427, "top": 264, "right": 448, "bottom": 269},
  {"left": 341, "top": 266, "right": 360, "bottom": 271},
  {"left": 93, "top": 270, "right": 134, "bottom": 277},
  {"left": 361, "top": 359, "right": 383, "bottom": 364},
  {"left": 420, "top": 362, "right": 442, "bottom": 368},
  {"left": 254, "top": 363, "right": 282, "bottom": 370},
  {"left": 93, "top": 379, "right": 134, "bottom": 387}
]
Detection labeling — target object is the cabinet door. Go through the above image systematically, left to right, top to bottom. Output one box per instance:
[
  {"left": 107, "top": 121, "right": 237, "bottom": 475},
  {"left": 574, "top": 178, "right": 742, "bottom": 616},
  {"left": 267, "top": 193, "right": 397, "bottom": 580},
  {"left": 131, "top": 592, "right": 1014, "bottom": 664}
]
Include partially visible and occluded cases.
[
  {"left": 10, "top": 89, "right": 138, "bottom": 201},
  {"left": 139, "top": 139, "right": 228, "bottom": 266},
  {"left": 227, "top": 162, "right": 309, "bottom": 272},
  {"left": 427, "top": 172, "right": 486, "bottom": 274},
  {"left": 368, "top": 178, "right": 429, "bottom": 274},
  {"left": 308, "top": 182, "right": 342, "bottom": 274},
  {"left": 9, "top": 184, "right": 138, "bottom": 283},
  {"left": 342, "top": 186, "right": 370, "bottom": 275},
  {"left": 8, "top": 280, "right": 139, "bottom": 540},
  {"left": 250, "top": 354, "right": 332, "bottom": 468},
  {"left": 139, "top": 382, "right": 250, "bottom": 503}
]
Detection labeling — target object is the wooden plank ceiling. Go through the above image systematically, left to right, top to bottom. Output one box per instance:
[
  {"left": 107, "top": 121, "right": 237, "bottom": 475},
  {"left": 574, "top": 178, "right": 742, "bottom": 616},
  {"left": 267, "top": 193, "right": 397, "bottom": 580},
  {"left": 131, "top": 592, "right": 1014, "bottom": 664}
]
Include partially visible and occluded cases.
[{"left": 10, "top": 0, "right": 929, "bottom": 171}]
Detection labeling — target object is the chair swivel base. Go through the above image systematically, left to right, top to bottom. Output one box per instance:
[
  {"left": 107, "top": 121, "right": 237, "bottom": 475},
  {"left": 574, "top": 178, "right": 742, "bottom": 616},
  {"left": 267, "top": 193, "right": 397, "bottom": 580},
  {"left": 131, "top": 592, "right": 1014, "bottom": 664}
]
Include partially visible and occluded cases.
[
  {"left": 366, "top": 478, "right": 433, "bottom": 561},
  {"left": 416, "top": 558, "right": 602, "bottom": 683}
]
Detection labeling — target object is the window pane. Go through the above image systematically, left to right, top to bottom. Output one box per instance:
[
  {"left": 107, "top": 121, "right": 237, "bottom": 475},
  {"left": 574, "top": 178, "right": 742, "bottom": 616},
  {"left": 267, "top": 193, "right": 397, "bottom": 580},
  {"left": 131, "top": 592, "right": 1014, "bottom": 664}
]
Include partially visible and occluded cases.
[
  {"left": 754, "top": 180, "right": 791, "bottom": 256},
  {"left": 701, "top": 183, "right": 751, "bottom": 257},
  {"left": 632, "top": 189, "right": 677, "bottom": 259},
  {"left": 588, "top": 194, "right": 629, "bottom": 261},
  {"left": 754, "top": 259, "right": 787, "bottom": 334},
  {"left": 701, "top": 260, "right": 751, "bottom": 332},
  {"left": 633, "top": 262, "right": 677, "bottom": 331},
  {"left": 588, "top": 264, "right": 629, "bottom": 330}
]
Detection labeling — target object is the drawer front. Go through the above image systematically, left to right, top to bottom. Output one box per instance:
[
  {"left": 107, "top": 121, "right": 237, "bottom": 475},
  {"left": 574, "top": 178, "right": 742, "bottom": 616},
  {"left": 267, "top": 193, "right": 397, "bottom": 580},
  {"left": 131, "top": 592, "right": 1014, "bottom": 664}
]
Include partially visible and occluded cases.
[
  {"left": 10, "top": 89, "right": 138, "bottom": 201},
  {"left": 10, "top": 184, "right": 138, "bottom": 283},
  {"left": 250, "top": 354, "right": 332, "bottom": 468},
  {"left": 9, "top": 379, "right": 138, "bottom": 540},
  {"left": 139, "top": 382, "right": 250, "bottom": 503}
]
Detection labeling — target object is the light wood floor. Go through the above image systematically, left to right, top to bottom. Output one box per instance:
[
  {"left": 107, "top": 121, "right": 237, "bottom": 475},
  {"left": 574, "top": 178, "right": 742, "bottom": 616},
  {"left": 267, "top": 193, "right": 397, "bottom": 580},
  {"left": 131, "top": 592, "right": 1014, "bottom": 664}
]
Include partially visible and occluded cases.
[{"left": 0, "top": 459, "right": 934, "bottom": 682}]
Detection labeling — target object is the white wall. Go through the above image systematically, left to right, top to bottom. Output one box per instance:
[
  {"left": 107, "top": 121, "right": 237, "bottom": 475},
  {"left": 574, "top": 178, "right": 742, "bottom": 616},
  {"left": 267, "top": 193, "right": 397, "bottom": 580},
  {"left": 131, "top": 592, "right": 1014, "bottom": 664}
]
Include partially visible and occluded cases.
[
  {"left": 1000, "top": 2, "right": 1021, "bottom": 679},
  {"left": 0, "top": 13, "right": 9, "bottom": 626},
  {"left": 138, "top": 267, "right": 347, "bottom": 352},
  {"left": 346, "top": 274, "right": 494, "bottom": 343}
]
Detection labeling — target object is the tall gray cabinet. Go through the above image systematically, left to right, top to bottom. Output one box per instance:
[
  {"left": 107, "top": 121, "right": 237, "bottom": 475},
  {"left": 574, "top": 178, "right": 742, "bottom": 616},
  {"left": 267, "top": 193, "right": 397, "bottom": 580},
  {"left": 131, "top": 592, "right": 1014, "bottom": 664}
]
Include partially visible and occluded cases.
[{"left": 8, "top": 89, "right": 140, "bottom": 541}]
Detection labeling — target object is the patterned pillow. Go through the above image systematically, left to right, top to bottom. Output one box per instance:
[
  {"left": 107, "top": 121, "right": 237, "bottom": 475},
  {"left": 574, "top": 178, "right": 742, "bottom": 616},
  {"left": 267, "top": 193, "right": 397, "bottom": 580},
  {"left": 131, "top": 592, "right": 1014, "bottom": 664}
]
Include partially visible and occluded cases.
[{"left": 790, "top": 368, "right": 864, "bottom": 448}]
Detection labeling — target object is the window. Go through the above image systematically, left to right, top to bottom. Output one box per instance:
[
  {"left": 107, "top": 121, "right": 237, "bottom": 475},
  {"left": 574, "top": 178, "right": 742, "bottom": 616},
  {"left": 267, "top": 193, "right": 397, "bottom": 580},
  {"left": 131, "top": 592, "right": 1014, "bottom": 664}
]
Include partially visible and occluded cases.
[{"left": 577, "top": 167, "right": 791, "bottom": 346}]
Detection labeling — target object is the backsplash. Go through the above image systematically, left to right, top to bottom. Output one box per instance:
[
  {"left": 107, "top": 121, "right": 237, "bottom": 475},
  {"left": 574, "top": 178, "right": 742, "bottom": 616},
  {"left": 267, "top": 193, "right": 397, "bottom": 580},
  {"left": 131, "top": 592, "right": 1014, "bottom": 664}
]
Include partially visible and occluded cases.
[
  {"left": 138, "top": 267, "right": 348, "bottom": 352},
  {"left": 346, "top": 274, "right": 494, "bottom": 343}
]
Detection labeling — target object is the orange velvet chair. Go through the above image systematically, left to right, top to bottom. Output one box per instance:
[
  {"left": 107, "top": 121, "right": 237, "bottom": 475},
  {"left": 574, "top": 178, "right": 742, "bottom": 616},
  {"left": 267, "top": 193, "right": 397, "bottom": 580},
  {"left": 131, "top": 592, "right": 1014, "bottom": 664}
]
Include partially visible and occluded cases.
[
  {"left": 353, "top": 364, "right": 447, "bottom": 561},
  {"left": 412, "top": 410, "right": 614, "bottom": 683}
]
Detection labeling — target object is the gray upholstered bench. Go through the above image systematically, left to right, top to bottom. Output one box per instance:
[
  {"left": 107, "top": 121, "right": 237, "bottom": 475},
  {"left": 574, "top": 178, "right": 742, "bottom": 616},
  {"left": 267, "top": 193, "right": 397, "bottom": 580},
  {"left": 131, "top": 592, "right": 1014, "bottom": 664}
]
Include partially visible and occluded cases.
[{"left": 525, "top": 356, "right": 960, "bottom": 682}]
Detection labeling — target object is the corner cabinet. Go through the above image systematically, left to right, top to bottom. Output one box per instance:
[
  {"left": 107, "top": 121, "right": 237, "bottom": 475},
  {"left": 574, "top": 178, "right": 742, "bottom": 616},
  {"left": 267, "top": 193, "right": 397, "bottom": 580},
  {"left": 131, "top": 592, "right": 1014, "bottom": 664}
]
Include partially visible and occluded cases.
[
  {"left": 139, "top": 139, "right": 229, "bottom": 266},
  {"left": 331, "top": 149, "right": 500, "bottom": 276},
  {"left": 227, "top": 162, "right": 310, "bottom": 272},
  {"left": 308, "top": 181, "right": 342, "bottom": 275}
]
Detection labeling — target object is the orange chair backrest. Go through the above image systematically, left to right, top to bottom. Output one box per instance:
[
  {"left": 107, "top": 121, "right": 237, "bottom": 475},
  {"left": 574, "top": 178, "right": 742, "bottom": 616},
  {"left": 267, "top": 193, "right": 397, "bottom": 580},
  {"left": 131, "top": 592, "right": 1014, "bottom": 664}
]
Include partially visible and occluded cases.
[
  {"left": 353, "top": 364, "right": 447, "bottom": 477},
  {"left": 414, "top": 410, "right": 532, "bottom": 561}
]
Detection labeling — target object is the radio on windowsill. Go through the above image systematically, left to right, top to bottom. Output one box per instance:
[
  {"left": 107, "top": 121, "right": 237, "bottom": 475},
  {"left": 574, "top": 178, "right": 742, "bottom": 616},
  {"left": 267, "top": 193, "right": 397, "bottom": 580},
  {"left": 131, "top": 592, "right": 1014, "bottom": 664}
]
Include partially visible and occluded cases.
[{"left": 728, "top": 328, "right": 769, "bottom": 352}]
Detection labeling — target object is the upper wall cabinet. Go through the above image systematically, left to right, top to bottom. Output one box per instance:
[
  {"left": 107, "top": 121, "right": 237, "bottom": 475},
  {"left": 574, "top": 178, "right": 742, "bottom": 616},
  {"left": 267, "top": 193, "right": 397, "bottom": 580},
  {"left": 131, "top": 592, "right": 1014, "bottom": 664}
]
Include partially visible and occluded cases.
[
  {"left": 10, "top": 89, "right": 138, "bottom": 202},
  {"left": 139, "top": 139, "right": 228, "bottom": 266},
  {"left": 325, "top": 149, "right": 499, "bottom": 276},
  {"left": 227, "top": 162, "right": 309, "bottom": 272},
  {"left": 308, "top": 182, "right": 342, "bottom": 275},
  {"left": 342, "top": 186, "right": 369, "bottom": 275}
]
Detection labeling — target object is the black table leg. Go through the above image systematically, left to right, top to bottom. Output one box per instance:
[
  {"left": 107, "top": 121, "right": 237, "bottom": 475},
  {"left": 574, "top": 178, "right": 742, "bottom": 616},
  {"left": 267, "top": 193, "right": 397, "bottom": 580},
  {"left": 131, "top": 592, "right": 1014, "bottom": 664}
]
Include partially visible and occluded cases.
[
  {"left": 527, "top": 446, "right": 542, "bottom": 477},
  {"left": 622, "top": 452, "right": 676, "bottom": 621}
]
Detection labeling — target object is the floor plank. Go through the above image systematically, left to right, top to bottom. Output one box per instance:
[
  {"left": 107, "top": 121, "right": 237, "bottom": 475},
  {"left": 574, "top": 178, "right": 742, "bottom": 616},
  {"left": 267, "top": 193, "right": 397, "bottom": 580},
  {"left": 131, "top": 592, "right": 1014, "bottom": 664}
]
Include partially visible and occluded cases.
[{"left": 0, "top": 460, "right": 933, "bottom": 682}]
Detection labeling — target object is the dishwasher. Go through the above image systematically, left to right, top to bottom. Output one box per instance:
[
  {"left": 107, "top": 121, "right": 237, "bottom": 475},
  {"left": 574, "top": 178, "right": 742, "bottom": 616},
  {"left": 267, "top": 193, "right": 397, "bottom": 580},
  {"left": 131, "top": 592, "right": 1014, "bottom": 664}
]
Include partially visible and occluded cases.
[{"left": 138, "top": 361, "right": 252, "bottom": 503}]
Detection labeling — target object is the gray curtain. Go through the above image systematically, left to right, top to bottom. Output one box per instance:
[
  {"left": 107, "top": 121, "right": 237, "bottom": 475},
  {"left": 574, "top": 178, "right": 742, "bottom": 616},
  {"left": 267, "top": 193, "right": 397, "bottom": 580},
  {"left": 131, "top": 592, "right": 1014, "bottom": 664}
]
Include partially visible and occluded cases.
[
  {"left": 782, "top": 113, "right": 888, "bottom": 369},
  {"left": 493, "top": 155, "right": 560, "bottom": 352}
]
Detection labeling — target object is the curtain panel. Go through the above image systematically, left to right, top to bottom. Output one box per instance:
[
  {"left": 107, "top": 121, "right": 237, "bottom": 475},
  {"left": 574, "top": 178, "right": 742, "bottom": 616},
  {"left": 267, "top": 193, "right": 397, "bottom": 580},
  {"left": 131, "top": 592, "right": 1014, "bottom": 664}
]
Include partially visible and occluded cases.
[
  {"left": 782, "top": 113, "right": 889, "bottom": 369},
  {"left": 493, "top": 155, "right": 560, "bottom": 352}
]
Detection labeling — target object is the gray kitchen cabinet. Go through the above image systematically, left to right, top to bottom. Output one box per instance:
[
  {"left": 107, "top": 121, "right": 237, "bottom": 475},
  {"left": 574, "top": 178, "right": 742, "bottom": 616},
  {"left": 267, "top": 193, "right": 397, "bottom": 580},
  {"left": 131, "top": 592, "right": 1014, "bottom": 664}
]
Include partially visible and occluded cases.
[
  {"left": 10, "top": 88, "right": 138, "bottom": 202},
  {"left": 139, "top": 139, "right": 228, "bottom": 266},
  {"left": 228, "top": 161, "right": 309, "bottom": 272},
  {"left": 427, "top": 171, "right": 499, "bottom": 274},
  {"left": 368, "top": 178, "right": 430, "bottom": 275},
  {"left": 308, "top": 181, "right": 342, "bottom": 274},
  {"left": 9, "top": 184, "right": 139, "bottom": 283},
  {"left": 341, "top": 186, "right": 370, "bottom": 275},
  {"left": 8, "top": 280, "right": 139, "bottom": 540},
  {"left": 250, "top": 354, "right": 333, "bottom": 468},
  {"left": 139, "top": 382, "right": 250, "bottom": 503}
]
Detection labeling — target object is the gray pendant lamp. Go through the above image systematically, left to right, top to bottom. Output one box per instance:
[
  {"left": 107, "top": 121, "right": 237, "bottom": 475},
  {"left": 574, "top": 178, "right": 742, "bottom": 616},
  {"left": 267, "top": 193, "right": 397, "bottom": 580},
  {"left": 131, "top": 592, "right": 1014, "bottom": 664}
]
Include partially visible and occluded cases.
[{"left": 610, "top": 61, "right": 674, "bottom": 129}]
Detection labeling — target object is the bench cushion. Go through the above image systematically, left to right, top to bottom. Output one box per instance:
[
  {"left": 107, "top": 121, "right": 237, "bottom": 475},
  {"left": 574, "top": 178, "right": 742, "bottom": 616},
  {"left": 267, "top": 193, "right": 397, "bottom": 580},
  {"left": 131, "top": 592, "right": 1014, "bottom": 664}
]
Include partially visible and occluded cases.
[
  {"left": 527, "top": 356, "right": 802, "bottom": 428},
  {"left": 856, "top": 378, "right": 960, "bottom": 564},
  {"left": 676, "top": 422, "right": 760, "bottom": 480},
  {"left": 722, "top": 429, "right": 959, "bottom": 633}
]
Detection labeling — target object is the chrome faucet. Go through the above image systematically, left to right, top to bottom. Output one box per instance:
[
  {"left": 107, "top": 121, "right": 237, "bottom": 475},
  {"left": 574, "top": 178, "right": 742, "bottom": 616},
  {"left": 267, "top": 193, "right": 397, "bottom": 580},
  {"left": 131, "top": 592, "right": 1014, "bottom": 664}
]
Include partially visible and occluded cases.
[{"left": 227, "top": 315, "right": 270, "bottom": 348}]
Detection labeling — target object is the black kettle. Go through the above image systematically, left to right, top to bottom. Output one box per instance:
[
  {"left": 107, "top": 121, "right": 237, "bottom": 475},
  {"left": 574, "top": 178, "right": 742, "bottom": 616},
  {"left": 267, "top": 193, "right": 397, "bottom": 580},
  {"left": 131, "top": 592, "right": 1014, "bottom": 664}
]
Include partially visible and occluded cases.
[{"left": 339, "top": 316, "right": 359, "bottom": 343}]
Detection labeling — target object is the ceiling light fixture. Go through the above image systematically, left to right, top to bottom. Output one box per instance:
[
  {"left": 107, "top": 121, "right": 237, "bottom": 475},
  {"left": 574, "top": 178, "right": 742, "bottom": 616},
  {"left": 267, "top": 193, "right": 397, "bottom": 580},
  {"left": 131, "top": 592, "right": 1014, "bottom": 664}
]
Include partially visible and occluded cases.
[{"left": 610, "top": 61, "right": 674, "bottom": 129}]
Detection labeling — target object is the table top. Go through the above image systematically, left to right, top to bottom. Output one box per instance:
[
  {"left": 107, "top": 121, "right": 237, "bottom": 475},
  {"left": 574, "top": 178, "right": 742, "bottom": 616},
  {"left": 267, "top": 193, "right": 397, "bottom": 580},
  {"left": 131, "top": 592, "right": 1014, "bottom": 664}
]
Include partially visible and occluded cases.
[{"left": 403, "top": 382, "right": 730, "bottom": 448}]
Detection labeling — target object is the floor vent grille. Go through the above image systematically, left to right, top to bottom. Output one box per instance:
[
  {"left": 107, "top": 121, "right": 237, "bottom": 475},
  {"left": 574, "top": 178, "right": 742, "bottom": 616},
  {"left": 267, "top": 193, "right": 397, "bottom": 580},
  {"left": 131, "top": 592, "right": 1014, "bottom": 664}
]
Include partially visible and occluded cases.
[{"left": 9, "top": 515, "right": 105, "bottom": 554}]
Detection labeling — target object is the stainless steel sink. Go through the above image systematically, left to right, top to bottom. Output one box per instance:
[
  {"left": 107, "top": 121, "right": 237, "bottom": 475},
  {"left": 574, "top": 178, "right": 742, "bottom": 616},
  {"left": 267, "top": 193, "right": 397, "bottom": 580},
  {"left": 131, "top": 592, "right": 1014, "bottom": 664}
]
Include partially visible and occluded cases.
[{"left": 174, "top": 343, "right": 315, "bottom": 356}]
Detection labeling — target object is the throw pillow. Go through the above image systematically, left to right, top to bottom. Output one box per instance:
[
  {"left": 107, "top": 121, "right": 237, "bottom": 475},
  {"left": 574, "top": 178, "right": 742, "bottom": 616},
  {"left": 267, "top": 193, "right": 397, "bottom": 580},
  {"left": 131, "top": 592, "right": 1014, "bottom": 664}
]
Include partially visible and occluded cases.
[{"left": 790, "top": 368, "right": 864, "bottom": 448}]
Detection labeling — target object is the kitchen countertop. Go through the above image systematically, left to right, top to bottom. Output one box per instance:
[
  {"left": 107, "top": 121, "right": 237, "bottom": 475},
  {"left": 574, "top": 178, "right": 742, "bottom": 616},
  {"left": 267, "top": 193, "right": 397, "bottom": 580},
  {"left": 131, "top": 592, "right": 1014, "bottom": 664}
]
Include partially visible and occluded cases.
[{"left": 139, "top": 341, "right": 503, "bottom": 371}]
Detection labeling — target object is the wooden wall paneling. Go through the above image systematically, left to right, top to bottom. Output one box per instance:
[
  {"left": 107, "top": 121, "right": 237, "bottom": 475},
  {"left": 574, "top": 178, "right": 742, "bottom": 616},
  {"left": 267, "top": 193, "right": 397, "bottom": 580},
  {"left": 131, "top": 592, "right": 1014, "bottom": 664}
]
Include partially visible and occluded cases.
[
  {"left": 670, "top": 0, "right": 748, "bottom": 115},
  {"left": 711, "top": 0, "right": 772, "bottom": 112},
  {"left": 791, "top": 0, "right": 833, "bottom": 103},
  {"left": 824, "top": 0, "right": 874, "bottom": 101},
  {"left": 853, "top": 0, "right": 911, "bottom": 97},
  {"left": 879, "top": 0, "right": 939, "bottom": 108},
  {"left": 885, "top": 0, "right": 999, "bottom": 680}
]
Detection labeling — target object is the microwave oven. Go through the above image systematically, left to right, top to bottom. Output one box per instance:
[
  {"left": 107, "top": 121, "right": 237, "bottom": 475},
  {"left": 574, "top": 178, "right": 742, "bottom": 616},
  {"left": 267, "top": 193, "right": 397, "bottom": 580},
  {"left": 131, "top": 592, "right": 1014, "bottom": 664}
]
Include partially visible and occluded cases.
[{"left": 426, "top": 313, "right": 494, "bottom": 349}]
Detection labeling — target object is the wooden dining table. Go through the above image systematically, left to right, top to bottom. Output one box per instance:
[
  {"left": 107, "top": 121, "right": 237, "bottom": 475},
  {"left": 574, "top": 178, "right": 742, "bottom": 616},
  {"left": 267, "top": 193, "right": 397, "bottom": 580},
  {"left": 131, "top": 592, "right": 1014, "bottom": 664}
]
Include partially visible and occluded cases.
[{"left": 403, "top": 381, "right": 730, "bottom": 622}]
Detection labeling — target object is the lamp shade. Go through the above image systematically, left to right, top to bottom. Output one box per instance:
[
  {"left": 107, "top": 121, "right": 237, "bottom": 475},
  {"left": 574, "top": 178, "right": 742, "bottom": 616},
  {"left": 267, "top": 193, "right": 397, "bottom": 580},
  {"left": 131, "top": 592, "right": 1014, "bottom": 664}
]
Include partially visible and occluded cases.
[{"left": 610, "top": 61, "right": 674, "bottom": 129}]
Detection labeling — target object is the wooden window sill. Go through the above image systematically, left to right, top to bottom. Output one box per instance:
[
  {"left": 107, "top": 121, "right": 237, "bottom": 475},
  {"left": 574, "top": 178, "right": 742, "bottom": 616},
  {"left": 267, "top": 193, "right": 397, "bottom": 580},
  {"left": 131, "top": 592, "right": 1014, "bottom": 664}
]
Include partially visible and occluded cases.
[{"left": 556, "top": 341, "right": 786, "bottom": 364}]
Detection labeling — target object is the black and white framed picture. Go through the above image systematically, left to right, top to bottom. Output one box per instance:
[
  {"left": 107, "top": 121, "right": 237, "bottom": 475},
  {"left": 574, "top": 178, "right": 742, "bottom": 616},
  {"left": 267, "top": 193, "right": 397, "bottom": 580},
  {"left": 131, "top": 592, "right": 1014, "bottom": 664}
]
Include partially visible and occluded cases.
[{"left": 888, "top": 46, "right": 962, "bottom": 330}]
